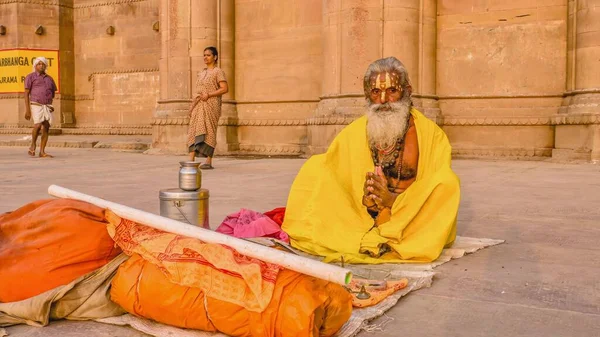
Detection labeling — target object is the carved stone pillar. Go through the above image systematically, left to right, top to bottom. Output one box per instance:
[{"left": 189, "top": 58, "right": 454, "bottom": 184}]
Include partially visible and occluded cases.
[
  {"left": 151, "top": 0, "right": 236, "bottom": 154},
  {"left": 216, "top": 0, "right": 238, "bottom": 153},
  {"left": 307, "top": 0, "right": 433, "bottom": 155},
  {"left": 412, "top": 0, "right": 439, "bottom": 120},
  {"left": 555, "top": 0, "right": 600, "bottom": 162},
  {"left": 57, "top": 4, "right": 76, "bottom": 128}
]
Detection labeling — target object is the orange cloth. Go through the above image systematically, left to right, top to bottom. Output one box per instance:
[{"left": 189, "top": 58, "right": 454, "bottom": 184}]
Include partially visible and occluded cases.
[
  {"left": 0, "top": 199, "right": 122, "bottom": 302},
  {"left": 105, "top": 210, "right": 280, "bottom": 312},
  {"left": 110, "top": 254, "right": 353, "bottom": 337},
  {"left": 110, "top": 254, "right": 217, "bottom": 332}
]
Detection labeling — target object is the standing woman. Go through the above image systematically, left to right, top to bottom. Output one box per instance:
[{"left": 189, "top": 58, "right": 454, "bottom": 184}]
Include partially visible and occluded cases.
[{"left": 187, "top": 46, "right": 229, "bottom": 169}]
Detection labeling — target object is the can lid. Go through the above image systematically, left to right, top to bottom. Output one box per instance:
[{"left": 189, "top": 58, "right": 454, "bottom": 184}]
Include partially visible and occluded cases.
[{"left": 159, "top": 188, "right": 209, "bottom": 200}]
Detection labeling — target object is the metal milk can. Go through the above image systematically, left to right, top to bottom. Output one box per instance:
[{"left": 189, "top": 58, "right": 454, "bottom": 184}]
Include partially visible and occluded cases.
[
  {"left": 179, "top": 161, "right": 201, "bottom": 191},
  {"left": 159, "top": 188, "right": 210, "bottom": 228}
]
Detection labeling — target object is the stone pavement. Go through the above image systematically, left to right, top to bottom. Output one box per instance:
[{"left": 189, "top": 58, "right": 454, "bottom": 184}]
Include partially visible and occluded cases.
[{"left": 1, "top": 147, "right": 600, "bottom": 337}]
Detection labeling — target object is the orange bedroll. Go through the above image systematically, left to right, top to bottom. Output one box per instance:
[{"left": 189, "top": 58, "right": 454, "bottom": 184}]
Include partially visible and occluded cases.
[
  {"left": 0, "top": 199, "right": 122, "bottom": 302},
  {"left": 111, "top": 254, "right": 353, "bottom": 337}
]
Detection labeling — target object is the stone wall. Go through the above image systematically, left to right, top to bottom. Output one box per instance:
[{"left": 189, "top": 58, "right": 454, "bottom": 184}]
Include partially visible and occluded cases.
[
  {"left": 2, "top": 0, "right": 599, "bottom": 161},
  {"left": 73, "top": 0, "right": 160, "bottom": 132},
  {"left": 234, "top": 0, "right": 321, "bottom": 155},
  {"left": 437, "top": 0, "right": 567, "bottom": 158}
]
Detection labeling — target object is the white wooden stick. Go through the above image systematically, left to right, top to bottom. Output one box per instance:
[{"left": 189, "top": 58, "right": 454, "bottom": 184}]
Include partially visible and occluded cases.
[{"left": 48, "top": 185, "right": 352, "bottom": 285}]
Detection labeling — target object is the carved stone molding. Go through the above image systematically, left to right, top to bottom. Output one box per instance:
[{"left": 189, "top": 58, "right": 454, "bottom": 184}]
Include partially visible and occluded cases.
[
  {"left": 0, "top": 0, "right": 149, "bottom": 8},
  {"left": 74, "top": 0, "right": 148, "bottom": 9},
  {"left": 0, "top": 1, "right": 65, "bottom": 6},
  {"left": 87, "top": 68, "right": 159, "bottom": 81},
  {"left": 317, "top": 93, "right": 565, "bottom": 100},
  {"left": 0, "top": 94, "right": 22, "bottom": 99},
  {"left": 1, "top": 94, "right": 77, "bottom": 100},
  {"left": 439, "top": 94, "right": 563, "bottom": 100},
  {"left": 235, "top": 100, "right": 319, "bottom": 104},
  {"left": 6, "top": 113, "right": 599, "bottom": 131},
  {"left": 551, "top": 114, "right": 600, "bottom": 125},
  {"left": 154, "top": 115, "right": 599, "bottom": 128},
  {"left": 440, "top": 115, "right": 600, "bottom": 126},
  {"left": 306, "top": 116, "right": 360, "bottom": 126},
  {"left": 441, "top": 116, "right": 553, "bottom": 126},
  {"left": 151, "top": 117, "right": 188, "bottom": 126},
  {"left": 153, "top": 117, "right": 308, "bottom": 127},
  {"left": 235, "top": 119, "right": 306, "bottom": 126},
  {"left": 73, "top": 123, "right": 151, "bottom": 129},
  {"left": 0, "top": 124, "right": 22, "bottom": 129},
  {"left": 60, "top": 124, "right": 152, "bottom": 135},
  {"left": 0, "top": 126, "right": 61, "bottom": 135},
  {"left": 0, "top": 129, "right": 34, "bottom": 134},
  {"left": 62, "top": 129, "right": 152, "bottom": 135},
  {"left": 237, "top": 144, "right": 303, "bottom": 155},
  {"left": 452, "top": 148, "right": 553, "bottom": 158}
]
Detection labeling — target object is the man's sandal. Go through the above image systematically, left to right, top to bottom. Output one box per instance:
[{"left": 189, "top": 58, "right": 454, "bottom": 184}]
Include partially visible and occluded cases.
[
  {"left": 28, "top": 149, "right": 35, "bottom": 157},
  {"left": 199, "top": 163, "right": 213, "bottom": 170}
]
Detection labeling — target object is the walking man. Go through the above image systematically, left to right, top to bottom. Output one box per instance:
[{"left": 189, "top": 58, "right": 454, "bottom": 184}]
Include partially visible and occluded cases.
[{"left": 24, "top": 57, "right": 57, "bottom": 158}]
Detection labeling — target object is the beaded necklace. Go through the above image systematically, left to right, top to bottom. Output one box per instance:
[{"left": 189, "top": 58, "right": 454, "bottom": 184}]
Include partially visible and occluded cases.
[{"left": 370, "top": 115, "right": 411, "bottom": 178}]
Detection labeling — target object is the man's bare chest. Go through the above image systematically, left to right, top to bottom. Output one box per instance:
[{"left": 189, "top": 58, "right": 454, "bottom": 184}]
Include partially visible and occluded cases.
[{"left": 380, "top": 126, "right": 419, "bottom": 193}]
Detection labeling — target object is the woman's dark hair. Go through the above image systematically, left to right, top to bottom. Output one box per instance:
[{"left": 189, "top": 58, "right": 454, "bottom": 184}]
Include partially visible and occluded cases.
[{"left": 204, "top": 46, "right": 218, "bottom": 62}]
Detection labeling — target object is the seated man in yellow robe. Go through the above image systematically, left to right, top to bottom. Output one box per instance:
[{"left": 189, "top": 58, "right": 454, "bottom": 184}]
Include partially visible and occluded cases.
[{"left": 282, "top": 57, "right": 460, "bottom": 264}]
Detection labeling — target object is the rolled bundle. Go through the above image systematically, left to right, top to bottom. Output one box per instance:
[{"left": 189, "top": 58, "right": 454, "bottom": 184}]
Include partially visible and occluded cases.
[
  {"left": 0, "top": 199, "right": 122, "bottom": 302},
  {"left": 110, "top": 254, "right": 353, "bottom": 337}
]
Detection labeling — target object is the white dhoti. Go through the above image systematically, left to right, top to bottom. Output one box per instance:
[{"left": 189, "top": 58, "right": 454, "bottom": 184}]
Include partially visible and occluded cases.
[{"left": 30, "top": 103, "right": 54, "bottom": 125}]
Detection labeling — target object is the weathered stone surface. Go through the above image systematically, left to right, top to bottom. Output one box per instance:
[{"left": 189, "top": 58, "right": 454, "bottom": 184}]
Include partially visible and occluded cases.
[
  {"left": 1, "top": 0, "right": 600, "bottom": 161},
  {"left": 1, "top": 149, "right": 599, "bottom": 336}
]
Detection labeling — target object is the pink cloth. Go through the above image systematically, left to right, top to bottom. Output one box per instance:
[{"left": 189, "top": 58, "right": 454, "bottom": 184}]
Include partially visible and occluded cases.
[{"left": 216, "top": 208, "right": 289, "bottom": 243}]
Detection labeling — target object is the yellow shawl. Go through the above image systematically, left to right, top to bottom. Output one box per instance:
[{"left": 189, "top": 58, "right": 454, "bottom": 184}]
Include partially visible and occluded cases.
[{"left": 282, "top": 108, "right": 460, "bottom": 264}]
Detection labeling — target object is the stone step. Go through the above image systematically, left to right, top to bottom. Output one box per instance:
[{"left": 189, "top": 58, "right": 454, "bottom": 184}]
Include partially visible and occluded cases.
[
  {"left": 0, "top": 127, "right": 151, "bottom": 136},
  {"left": 61, "top": 128, "right": 151, "bottom": 136},
  {"left": 0, "top": 135, "right": 151, "bottom": 152},
  {"left": 0, "top": 139, "right": 97, "bottom": 148},
  {"left": 94, "top": 141, "right": 150, "bottom": 152}
]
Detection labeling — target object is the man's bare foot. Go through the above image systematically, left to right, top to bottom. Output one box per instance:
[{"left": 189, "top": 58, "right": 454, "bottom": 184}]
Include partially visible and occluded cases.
[{"left": 39, "top": 153, "right": 54, "bottom": 158}]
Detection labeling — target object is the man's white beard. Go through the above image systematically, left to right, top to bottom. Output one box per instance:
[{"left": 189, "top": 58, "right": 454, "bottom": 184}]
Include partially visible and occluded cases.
[{"left": 366, "top": 99, "right": 411, "bottom": 149}]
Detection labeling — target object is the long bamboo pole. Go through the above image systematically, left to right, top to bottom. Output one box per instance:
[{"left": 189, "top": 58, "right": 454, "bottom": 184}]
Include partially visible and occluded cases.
[{"left": 48, "top": 185, "right": 352, "bottom": 286}]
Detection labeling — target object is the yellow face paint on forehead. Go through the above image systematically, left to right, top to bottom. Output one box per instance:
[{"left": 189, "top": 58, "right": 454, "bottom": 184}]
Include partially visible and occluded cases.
[
  {"left": 370, "top": 71, "right": 401, "bottom": 101},
  {"left": 371, "top": 72, "right": 400, "bottom": 89}
]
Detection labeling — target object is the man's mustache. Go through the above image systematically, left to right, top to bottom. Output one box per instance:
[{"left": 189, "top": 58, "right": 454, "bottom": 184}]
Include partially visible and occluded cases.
[
  {"left": 369, "top": 102, "right": 397, "bottom": 112},
  {"left": 376, "top": 103, "right": 391, "bottom": 111}
]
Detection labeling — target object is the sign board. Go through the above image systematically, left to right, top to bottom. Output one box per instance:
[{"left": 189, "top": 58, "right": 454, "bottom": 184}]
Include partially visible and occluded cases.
[{"left": 0, "top": 49, "right": 60, "bottom": 94}]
